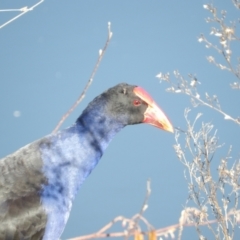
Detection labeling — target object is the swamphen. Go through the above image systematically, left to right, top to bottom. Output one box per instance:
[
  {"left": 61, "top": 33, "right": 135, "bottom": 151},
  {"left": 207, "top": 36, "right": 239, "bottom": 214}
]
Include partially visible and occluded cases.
[{"left": 0, "top": 83, "right": 173, "bottom": 240}]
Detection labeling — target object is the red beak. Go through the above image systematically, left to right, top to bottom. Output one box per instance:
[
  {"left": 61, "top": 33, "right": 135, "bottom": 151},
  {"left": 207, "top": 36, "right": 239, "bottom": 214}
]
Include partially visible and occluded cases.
[{"left": 133, "top": 86, "right": 174, "bottom": 133}]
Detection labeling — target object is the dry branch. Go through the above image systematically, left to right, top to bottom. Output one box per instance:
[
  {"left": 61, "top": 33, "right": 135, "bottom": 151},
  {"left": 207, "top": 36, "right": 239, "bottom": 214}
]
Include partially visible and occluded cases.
[
  {"left": 0, "top": 0, "right": 44, "bottom": 29},
  {"left": 52, "top": 22, "right": 113, "bottom": 133}
]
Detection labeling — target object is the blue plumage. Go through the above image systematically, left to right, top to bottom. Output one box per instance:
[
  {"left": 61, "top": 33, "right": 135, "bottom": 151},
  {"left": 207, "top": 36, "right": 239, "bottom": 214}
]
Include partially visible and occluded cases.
[
  {"left": 0, "top": 83, "right": 173, "bottom": 239},
  {"left": 40, "top": 105, "right": 124, "bottom": 239}
]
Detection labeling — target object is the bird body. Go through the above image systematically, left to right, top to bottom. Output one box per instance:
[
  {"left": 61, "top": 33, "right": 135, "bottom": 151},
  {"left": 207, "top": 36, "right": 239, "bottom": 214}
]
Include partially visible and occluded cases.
[{"left": 0, "top": 83, "right": 173, "bottom": 239}]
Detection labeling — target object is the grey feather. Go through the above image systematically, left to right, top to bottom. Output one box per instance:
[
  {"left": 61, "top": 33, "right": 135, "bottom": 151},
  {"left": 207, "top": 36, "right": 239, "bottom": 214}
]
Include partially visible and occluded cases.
[{"left": 0, "top": 139, "right": 48, "bottom": 239}]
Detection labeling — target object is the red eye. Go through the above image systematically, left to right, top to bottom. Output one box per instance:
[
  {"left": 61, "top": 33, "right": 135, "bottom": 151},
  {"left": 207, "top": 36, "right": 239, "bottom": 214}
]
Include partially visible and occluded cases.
[{"left": 133, "top": 99, "right": 141, "bottom": 106}]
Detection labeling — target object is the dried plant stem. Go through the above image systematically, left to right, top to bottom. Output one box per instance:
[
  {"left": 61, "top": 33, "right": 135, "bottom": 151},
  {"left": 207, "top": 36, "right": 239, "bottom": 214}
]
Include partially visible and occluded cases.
[
  {"left": 0, "top": 0, "right": 44, "bottom": 29},
  {"left": 198, "top": 3, "right": 240, "bottom": 89},
  {"left": 52, "top": 23, "right": 113, "bottom": 133},
  {"left": 156, "top": 71, "right": 240, "bottom": 125},
  {"left": 187, "top": 90, "right": 240, "bottom": 125},
  {"left": 68, "top": 176, "right": 240, "bottom": 240},
  {"left": 134, "top": 179, "right": 151, "bottom": 226},
  {"left": 68, "top": 209, "right": 239, "bottom": 240}
]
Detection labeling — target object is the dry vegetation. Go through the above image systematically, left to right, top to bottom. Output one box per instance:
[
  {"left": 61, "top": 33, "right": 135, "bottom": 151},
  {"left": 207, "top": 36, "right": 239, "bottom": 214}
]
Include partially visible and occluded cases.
[{"left": 1, "top": 1, "right": 239, "bottom": 239}]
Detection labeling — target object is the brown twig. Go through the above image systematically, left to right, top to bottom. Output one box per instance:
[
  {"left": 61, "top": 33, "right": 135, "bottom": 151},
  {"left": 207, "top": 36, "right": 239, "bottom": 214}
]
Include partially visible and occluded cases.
[{"left": 52, "top": 22, "right": 113, "bottom": 133}]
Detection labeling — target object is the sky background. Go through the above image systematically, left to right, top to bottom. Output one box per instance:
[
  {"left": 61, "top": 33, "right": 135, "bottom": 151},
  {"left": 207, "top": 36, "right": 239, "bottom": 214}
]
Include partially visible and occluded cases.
[{"left": 0, "top": 0, "right": 239, "bottom": 239}]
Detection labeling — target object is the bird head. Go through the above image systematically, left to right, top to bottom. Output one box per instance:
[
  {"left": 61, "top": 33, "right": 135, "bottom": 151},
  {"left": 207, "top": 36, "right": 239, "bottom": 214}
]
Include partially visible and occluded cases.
[{"left": 100, "top": 83, "right": 174, "bottom": 133}]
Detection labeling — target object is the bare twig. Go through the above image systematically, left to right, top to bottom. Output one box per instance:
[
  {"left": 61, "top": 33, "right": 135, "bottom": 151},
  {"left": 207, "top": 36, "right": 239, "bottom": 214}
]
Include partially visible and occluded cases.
[
  {"left": 0, "top": 0, "right": 44, "bottom": 29},
  {"left": 198, "top": 3, "right": 240, "bottom": 88},
  {"left": 52, "top": 22, "right": 113, "bottom": 133},
  {"left": 156, "top": 71, "right": 240, "bottom": 125},
  {"left": 173, "top": 111, "right": 240, "bottom": 240},
  {"left": 68, "top": 174, "right": 240, "bottom": 240},
  {"left": 134, "top": 179, "right": 151, "bottom": 226},
  {"left": 69, "top": 181, "right": 153, "bottom": 240},
  {"left": 68, "top": 208, "right": 240, "bottom": 240}
]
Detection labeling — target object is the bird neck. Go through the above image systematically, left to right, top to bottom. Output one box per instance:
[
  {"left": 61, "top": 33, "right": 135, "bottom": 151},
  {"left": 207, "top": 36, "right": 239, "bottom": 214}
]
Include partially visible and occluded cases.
[
  {"left": 76, "top": 102, "right": 125, "bottom": 152},
  {"left": 40, "top": 108, "right": 125, "bottom": 236}
]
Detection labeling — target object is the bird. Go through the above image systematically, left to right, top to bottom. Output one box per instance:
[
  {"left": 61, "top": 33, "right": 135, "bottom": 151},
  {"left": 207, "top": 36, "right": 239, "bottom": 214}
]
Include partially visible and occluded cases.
[{"left": 0, "top": 83, "right": 173, "bottom": 240}]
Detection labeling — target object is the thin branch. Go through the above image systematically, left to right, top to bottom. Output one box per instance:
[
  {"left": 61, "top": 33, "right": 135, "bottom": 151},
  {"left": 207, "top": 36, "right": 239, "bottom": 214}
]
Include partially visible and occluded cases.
[
  {"left": 0, "top": 0, "right": 44, "bottom": 29},
  {"left": 198, "top": 3, "right": 240, "bottom": 87},
  {"left": 0, "top": 9, "right": 25, "bottom": 12},
  {"left": 52, "top": 22, "right": 113, "bottom": 133},
  {"left": 156, "top": 72, "right": 240, "bottom": 125},
  {"left": 190, "top": 93, "right": 240, "bottom": 125},
  {"left": 68, "top": 173, "right": 240, "bottom": 240},
  {"left": 134, "top": 179, "right": 152, "bottom": 227},
  {"left": 68, "top": 209, "right": 240, "bottom": 240}
]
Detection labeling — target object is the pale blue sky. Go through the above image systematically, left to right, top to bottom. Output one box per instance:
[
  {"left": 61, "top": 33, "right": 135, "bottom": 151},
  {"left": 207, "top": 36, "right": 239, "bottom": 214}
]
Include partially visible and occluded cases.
[{"left": 0, "top": 0, "right": 239, "bottom": 239}]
